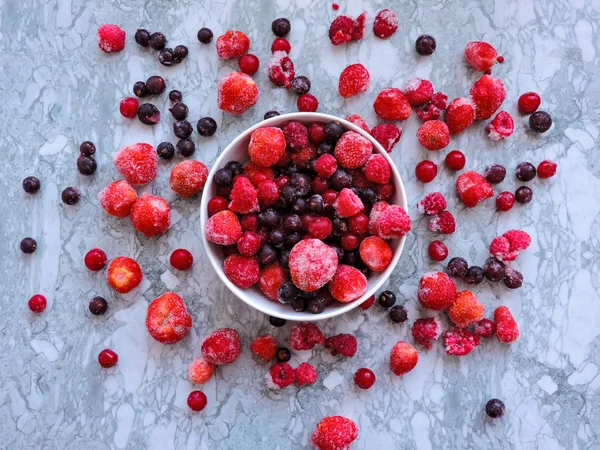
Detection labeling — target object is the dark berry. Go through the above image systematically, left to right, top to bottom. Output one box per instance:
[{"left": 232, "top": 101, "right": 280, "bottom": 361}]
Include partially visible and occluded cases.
[
  {"left": 271, "top": 18, "right": 291, "bottom": 37},
  {"left": 197, "top": 28, "right": 213, "bottom": 44},
  {"left": 134, "top": 29, "right": 150, "bottom": 47},
  {"left": 149, "top": 32, "right": 167, "bottom": 50},
  {"left": 415, "top": 34, "right": 436, "bottom": 55},
  {"left": 174, "top": 45, "right": 188, "bottom": 60},
  {"left": 158, "top": 48, "right": 175, "bottom": 66},
  {"left": 145, "top": 76, "right": 166, "bottom": 95},
  {"left": 291, "top": 76, "right": 311, "bottom": 95},
  {"left": 133, "top": 81, "right": 147, "bottom": 98},
  {"left": 169, "top": 90, "right": 182, "bottom": 102},
  {"left": 169, "top": 102, "right": 188, "bottom": 120},
  {"left": 137, "top": 103, "right": 160, "bottom": 125},
  {"left": 264, "top": 110, "right": 280, "bottom": 120},
  {"left": 529, "top": 111, "right": 552, "bottom": 133},
  {"left": 197, "top": 117, "right": 217, "bottom": 137},
  {"left": 173, "top": 120, "right": 193, "bottom": 139},
  {"left": 324, "top": 121, "right": 344, "bottom": 143},
  {"left": 176, "top": 139, "right": 195, "bottom": 157},
  {"left": 79, "top": 141, "right": 96, "bottom": 156},
  {"left": 157, "top": 142, "right": 175, "bottom": 159},
  {"left": 317, "top": 142, "right": 334, "bottom": 156},
  {"left": 77, "top": 155, "right": 97, "bottom": 175},
  {"left": 225, "top": 161, "right": 244, "bottom": 176},
  {"left": 515, "top": 162, "right": 536, "bottom": 182},
  {"left": 283, "top": 163, "right": 300, "bottom": 176},
  {"left": 484, "top": 164, "right": 506, "bottom": 183},
  {"left": 214, "top": 168, "right": 233, "bottom": 186},
  {"left": 330, "top": 169, "right": 352, "bottom": 190},
  {"left": 291, "top": 173, "right": 311, "bottom": 196},
  {"left": 22, "top": 176, "right": 41, "bottom": 194},
  {"left": 281, "top": 186, "right": 298, "bottom": 205},
  {"left": 515, "top": 186, "right": 533, "bottom": 204},
  {"left": 61, "top": 187, "right": 80, "bottom": 205},
  {"left": 360, "top": 187, "right": 377, "bottom": 206},
  {"left": 307, "top": 194, "right": 324, "bottom": 213},
  {"left": 291, "top": 197, "right": 306, "bottom": 213},
  {"left": 258, "top": 209, "right": 280, "bottom": 228},
  {"left": 283, "top": 213, "right": 302, "bottom": 232},
  {"left": 332, "top": 217, "right": 348, "bottom": 235},
  {"left": 269, "top": 230, "right": 286, "bottom": 247},
  {"left": 285, "top": 232, "right": 301, "bottom": 248},
  {"left": 20, "top": 237, "right": 37, "bottom": 254},
  {"left": 258, "top": 244, "right": 278, "bottom": 265},
  {"left": 330, "top": 244, "right": 344, "bottom": 262},
  {"left": 279, "top": 249, "right": 290, "bottom": 269},
  {"left": 342, "top": 250, "right": 359, "bottom": 266},
  {"left": 446, "top": 257, "right": 468, "bottom": 278},
  {"left": 484, "top": 258, "right": 505, "bottom": 282},
  {"left": 464, "top": 266, "right": 485, "bottom": 284},
  {"left": 503, "top": 268, "right": 523, "bottom": 289},
  {"left": 278, "top": 281, "right": 297, "bottom": 304},
  {"left": 378, "top": 290, "right": 396, "bottom": 308},
  {"left": 290, "top": 295, "right": 307, "bottom": 312},
  {"left": 308, "top": 295, "right": 327, "bottom": 314},
  {"left": 89, "top": 296, "right": 108, "bottom": 315},
  {"left": 389, "top": 305, "right": 408, "bottom": 323},
  {"left": 275, "top": 347, "right": 291, "bottom": 362},
  {"left": 485, "top": 399, "right": 505, "bottom": 418}
]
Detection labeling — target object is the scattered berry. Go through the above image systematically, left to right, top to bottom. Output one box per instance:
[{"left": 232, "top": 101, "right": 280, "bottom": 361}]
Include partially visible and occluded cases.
[
  {"left": 373, "top": 9, "right": 398, "bottom": 39},
  {"left": 328, "top": 13, "right": 367, "bottom": 45},
  {"left": 271, "top": 18, "right": 291, "bottom": 37},
  {"left": 97, "top": 24, "right": 126, "bottom": 53},
  {"left": 197, "top": 27, "right": 213, "bottom": 44},
  {"left": 216, "top": 30, "right": 250, "bottom": 59},
  {"left": 415, "top": 34, "right": 436, "bottom": 55},
  {"left": 271, "top": 37, "right": 291, "bottom": 53},
  {"left": 464, "top": 41, "right": 503, "bottom": 72},
  {"left": 267, "top": 51, "right": 295, "bottom": 88},
  {"left": 238, "top": 54, "right": 260, "bottom": 75},
  {"left": 338, "top": 63, "right": 370, "bottom": 98},
  {"left": 218, "top": 72, "right": 259, "bottom": 115},
  {"left": 470, "top": 75, "right": 506, "bottom": 120},
  {"left": 404, "top": 78, "right": 434, "bottom": 106},
  {"left": 373, "top": 88, "right": 412, "bottom": 121},
  {"left": 518, "top": 92, "right": 541, "bottom": 115},
  {"left": 297, "top": 94, "right": 319, "bottom": 112},
  {"left": 119, "top": 97, "right": 139, "bottom": 118},
  {"left": 446, "top": 98, "right": 476, "bottom": 135},
  {"left": 137, "top": 103, "right": 161, "bottom": 125},
  {"left": 487, "top": 111, "right": 514, "bottom": 140},
  {"left": 346, "top": 114, "right": 370, "bottom": 133},
  {"left": 417, "top": 120, "right": 450, "bottom": 151},
  {"left": 113, "top": 143, "right": 158, "bottom": 186},
  {"left": 445, "top": 150, "right": 466, "bottom": 170},
  {"left": 170, "top": 160, "right": 208, "bottom": 198},
  {"left": 415, "top": 160, "right": 438, "bottom": 183},
  {"left": 537, "top": 160, "right": 557, "bottom": 178},
  {"left": 516, "top": 162, "right": 537, "bottom": 182},
  {"left": 484, "top": 164, "right": 507, "bottom": 183},
  {"left": 456, "top": 171, "right": 494, "bottom": 207},
  {"left": 22, "top": 176, "right": 41, "bottom": 194},
  {"left": 515, "top": 186, "right": 533, "bottom": 204},
  {"left": 496, "top": 191, "right": 515, "bottom": 211},
  {"left": 417, "top": 192, "right": 447, "bottom": 215},
  {"left": 130, "top": 194, "right": 170, "bottom": 237},
  {"left": 429, "top": 210, "right": 456, "bottom": 234},
  {"left": 489, "top": 230, "right": 531, "bottom": 262},
  {"left": 428, "top": 240, "right": 448, "bottom": 261},
  {"left": 84, "top": 248, "right": 107, "bottom": 271},
  {"left": 170, "top": 249, "right": 193, "bottom": 271},
  {"left": 107, "top": 256, "right": 142, "bottom": 294},
  {"left": 446, "top": 257, "right": 468, "bottom": 278},
  {"left": 483, "top": 258, "right": 505, "bottom": 282},
  {"left": 503, "top": 266, "right": 523, "bottom": 289},
  {"left": 417, "top": 271, "right": 457, "bottom": 310},
  {"left": 378, "top": 290, "right": 396, "bottom": 308},
  {"left": 448, "top": 290, "right": 484, "bottom": 327},
  {"left": 146, "top": 292, "right": 192, "bottom": 344},
  {"left": 28, "top": 294, "right": 47, "bottom": 313},
  {"left": 88, "top": 296, "right": 108, "bottom": 315},
  {"left": 389, "top": 304, "right": 408, "bottom": 323},
  {"left": 494, "top": 306, "right": 519, "bottom": 343},
  {"left": 411, "top": 317, "right": 441, "bottom": 349},
  {"left": 474, "top": 318, "right": 496, "bottom": 338},
  {"left": 290, "top": 322, "right": 325, "bottom": 351},
  {"left": 443, "top": 327, "right": 480, "bottom": 356},
  {"left": 201, "top": 328, "right": 241, "bottom": 365},
  {"left": 250, "top": 334, "right": 278, "bottom": 363},
  {"left": 325, "top": 334, "right": 358, "bottom": 357},
  {"left": 390, "top": 341, "right": 418, "bottom": 375},
  {"left": 276, "top": 348, "right": 291, "bottom": 363},
  {"left": 98, "top": 349, "right": 118, "bottom": 368},
  {"left": 188, "top": 358, "right": 215, "bottom": 384},
  {"left": 265, "top": 362, "right": 295, "bottom": 389},
  {"left": 295, "top": 362, "right": 318, "bottom": 387},
  {"left": 354, "top": 368, "right": 376, "bottom": 389},
  {"left": 187, "top": 391, "right": 208, "bottom": 412},
  {"left": 486, "top": 399, "right": 505, "bottom": 418}
]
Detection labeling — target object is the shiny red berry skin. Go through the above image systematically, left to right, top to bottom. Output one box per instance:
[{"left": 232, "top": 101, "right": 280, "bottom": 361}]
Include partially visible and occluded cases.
[
  {"left": 271, "top": 38, "right": 291, "bottom": 53},
  {"left": 238, "top": 54, "right": 260, "bottom": 75},
  {"left": 518, "top": 92, "right": 541, "bottom": 115},
  {"left": 297, "top": 94, "right": 318, "bottom": 112},
  {"left": 119, "top": 97, "right": 139, "bottom": 118},
  {"left": 309, "top": 123, "right": 326, "bottom": 144},
  {"left": 445, "top": 150, "right": 466, "bottom": 170},
  {"left": 415, "top": 160, "right": 438, "bottom": 183},
  {"left": 537, "top": 160, "right": 557, "bottom": 179},
  {"left": 311, "top": 177, "right": 329, "bottom": 194},
  {"left": 322, "top": 190, "right": 338, "bottom": 206},
  {"left": 496, "top": 191, "right": 515, "bottom": 211},
  {"left": 207, "top": 196, "right": 228, "bottom": 217},
  {"left": 348, "top": 213, "right": 369, "bottom": 234},
  {"left": 341, "top": 233, "right": 360, "bottom": 251},
  {"left": 428, "top": 240, "right": 448, "bottom": 261},
  {"left": 84, "top": 248, "right": 107, "bottom": 271},
  {"left": 170, "top": 249, "right": 193, "bottom": 270},
  {"left": 28, "top": 294, "right": 47, "bottom": 313},
  {"left": 359, "top": 295, "right": 375, "bottom": 310},
  {"left": 98, "top": 349, "right": 118, "bottom": 368},
  {"left": 354, "top": 368, "right": 376, "bottom": 389},
  {"left": 187, "top": 391, "right": 208, "bottom": 411}
]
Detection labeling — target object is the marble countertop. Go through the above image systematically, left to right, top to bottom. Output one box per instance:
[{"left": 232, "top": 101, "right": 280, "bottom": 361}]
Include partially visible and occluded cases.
[{"left": 2, "top": 0, "right": 600, "bottom": 448}]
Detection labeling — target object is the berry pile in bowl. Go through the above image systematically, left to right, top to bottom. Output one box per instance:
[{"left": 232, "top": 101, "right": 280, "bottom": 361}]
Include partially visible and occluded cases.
[{"left": 200, "top": 112, "right": 408, "bottom": 321}]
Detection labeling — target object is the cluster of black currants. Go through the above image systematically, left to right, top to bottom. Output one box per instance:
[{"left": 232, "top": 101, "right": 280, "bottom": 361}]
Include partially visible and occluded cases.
[
  {"left": 134, "top": 29, "right": 188, "bottom": 67},
  {"left": 446, "top": 257, "right": 523, "bottom": 289}
]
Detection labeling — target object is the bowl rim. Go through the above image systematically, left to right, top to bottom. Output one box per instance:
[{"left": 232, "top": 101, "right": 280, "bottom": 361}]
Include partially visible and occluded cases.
[{"left": 199, "top": 112, "right": 408, "bottom": 321}]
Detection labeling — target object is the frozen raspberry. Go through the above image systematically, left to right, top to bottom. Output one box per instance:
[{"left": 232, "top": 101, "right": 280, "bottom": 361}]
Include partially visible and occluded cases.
[
  {"left": 373, "top": 9, "right": 398, "bottom": 39},
  {"left": 328, "top": 12, "right": 367, "bottom": 45},
  {"left": 97, "top": 24, "right": 125, "bottom": 53},
  {"left": 216, "top": 30, "right": 250, "bottom": 59},
  {"left": 271, "top": 37, "right": 291, "bottom": 53},
  {"left": 464, "top": 41, "right": 503, "bottom": 72},
  {"left": 267, "top": 51, "right": 295, "bottom": 88},
  {"left": 338, "top": 63, "right": 370, "bottom": 98},
  {"left": 218, "top": 71, "right": 259, "bottom": 115},
  {"left": 470, "top": 75, "right": 506, "bottom": 120},
  {"left": 404, "top": 78, "right": 434, "bottom": 106},
  {"left": 373, "top": 88, "right": 412, "bottom": 121},
  {"left": 431, "top": 92, "right": 448, "bottom": 109},
  {"left": 518, "top": 92, "right": 541, "bottom": 115},
  {"left": 297, "top": 94, "right": 319, "bottom": 112},
  {"left": 119, "top": 97, "right": 139, "bottom": 118},
  {"left": 445, "top": 97, "right": 476, "bottom": 135},
  {"left": 417, "top": 103, "right": 441, "bottom": 121},
  {"left": 486, "top": 111, "right": 514, "bottom": 141},
  {"left": 346, "top": 114, "right": 370, "bottom": 133},
  {"left": 417, "top": 120, "right": 450, "bottom": 151},
  {"left": 283, "top": 121, "right": 309, "bottom": 151},
  {"left": 370, "top": 124, "right": 401, "bottom": 153},
  {"left": 248, "top": 127, "right": 286, "bottom": 167},
  {"left": 334, "top": 131, "right": 373, "bottom": 169},
  {"left": 113, "top": 143, "right": 157, "bottom": 186},
  {"left": 290, "top": 143, "right": 317, "bottom": 168},
  {"left": 314, "top": 154, "right": 338, "bottom": 178},
  {"left": 170, "top": 160, "right": 208, "bottom": 198},
  {"left": 537, "top": 160, "right": 557, "bottom": 179},
  {"left": 456, "top": 171, "right": 494, "bottom": 207},
  {"left": 228, "top": 175, "right": 259, "bottom": 214},
  {"left": 98, "top": 180, "right": 137, "bottom": 218},
  {"left": 333, "top": 188, "right": 364, "bottom": 218},
  {"left": 417, "top": 192, "right": 447, "bottom": 215},
  {"left": 130, "top": 194, "right": 170, "bottom": 237},
  {"left": 368, "top": 201, "right": 389, "bottom": 235},
  {"left": 376, "top": 205, "right": 411, "bottom": 240},
  {"left": 205, "top": 210, "right": 242, "bottom": 246},
  {"left": 429, "top": 210, "right": 456, "bottom": 234},
  {"left": 309, "top": 217, "right": 333, "bottom": 239},
  {"left": 490, "top": 230, "right": 531, "bottom": 262},
  {"left": 237, "top": 231, "right": 261, "bottom": 256},
  {"left": 359, "top": 236, "right": 392, "bottom": 271},
  {"left": 289, "top": 239, "right": 338, "bottom": 292},
  {"left": 428, "top": 240, "right": 448, "bottom": 261},
  {"left": 223, "top": 254, "right": 260, "bottom": 288},
  {"left": 107, "top": 256, "right": 142, "bottom": 294},
  {"left": 259, "top": 262, "right": 288, "bottom": 300},
  {"left": 328, "top": 264, "right": 367, "bottom": 302},
  {"left": 417, "top": 271, "right": 457, "bottom": 310},
  {"left": 448, "top": 290, "right": 484, "bottom": 327},
  {"left": 146, "top": 292, "right": 192, "bottom": 344},
  {"left": 360, "top": 295, "right": 375, "bottom": 310},
  {"left": 495, "top": 306, "right": 519, "bottom": 343},
  {"left": 411, "top": 317, "right": 441, "bottom": 350},
  {"left": 474, "top": 318, "right": 496, "bottom": 338},
  {"left": 290, "top": 322, "right": 325, "bottom": 350},
  {"left": 443, "top": 327, "right": 480, "bottom": 356},
  {"left": 201, "top": 328, "right": 241, "bottom": 365},
  {"left": 325, "top": 333, "right": 358, "bottom": 357},
  {"left": 250, "top": 334, "right": 278, "bottom": 363},
  {"left": 390, "top": 341, "right": 418, "bottom": 375},
  {"left": 188, "top": 357, "right": 215, "bottom": 384},
  {"left": 265, "top": 362, "right": 295, "bottom": 389},
  {"left": 295, "top": 362, "right": 318, "bottom": 386},
  {"left": 312, "top": 416, "right": 358, "bottom": 450}
]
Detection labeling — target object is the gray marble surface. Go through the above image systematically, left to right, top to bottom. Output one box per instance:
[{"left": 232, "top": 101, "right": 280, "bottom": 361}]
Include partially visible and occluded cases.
[{"left": 2, "top": 0, "right": 600, "bottom": 448}]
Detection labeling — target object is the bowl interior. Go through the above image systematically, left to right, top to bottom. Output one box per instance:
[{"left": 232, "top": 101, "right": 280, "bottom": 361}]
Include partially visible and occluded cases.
[{"left": 200, "top": 112, "right": 408, "bottom": 321}]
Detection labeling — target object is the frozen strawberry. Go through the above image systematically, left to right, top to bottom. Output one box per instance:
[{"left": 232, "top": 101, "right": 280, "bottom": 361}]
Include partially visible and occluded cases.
[
  {"left": 373, "top": 9, "right": 398, "bottom": 39},
  {"left": 328, "top": 13, "right": 366, "bottom": 45},
  {"left": 97, "top": 24, "right": 125, "bottom": 53},
  {"left": 216, "top": 30, "right": 250, "bottom": 59},
  {"left": 465, "top": 41, "right": 503, "bottom": 72},
  {"left": 267, "top": 51, "right": 295, "bottom": 88},
  {"left": 338, "top": 63, "right": 370, "bottom": 98},
  {"left": 218, "top": 71, "right": 259, "bottom": 115},
  {"left": 470, "top": 74, "right": 506, "bottom": 120},
  {"left": 404, "top": 78, "right": 434, "bottom": 106},
  {"left": 373, "top": 88, "right": 412, "bottom": 121},
  {"left": 445, "top": 98, "right": 476, "bottom": 135},
  {"left": 417, "top": 103, "right": 442, "bottom": 121},
  {"left": 486, "top": 111, "right": 514, "bottom": 141},
  {"left": 346, "top": 114, "right": 370, "bottom": 133},
  {"left": 283, "top": 120, "right": 309, "bottom": 151},
  {"left": 417, "top": 120, "right": 450, "bottom": 151},
  {"left": 370, "top": 123, "right": 401, "bottom": 153},
  {"left": 248, "top": 127, "right": 286, "bottom": 167},
  {"left": 334, "top": 131, "right": 373, "bottom": 169},
  {"left": 113, "top": 143, "right": 157, "bottom": 186},
  {"left": 290, "top": 143, "right": 317, "bottom": 168},
  {"left": 314, "top": 154, "right": 338, "bottom": 178},
  {"left": 363, "top": 154, "right": 391, "bottom": 184},
  {"left": 170, "top": 160, "right": 208, "bottom": 197},
  {"left": 537, "top": 160, "right": 557, "bottom": 179},
  {"left": 244, "top": 161, "right": 276, "bottom": 187},
  {"left": 456, "top": 171, "right": 494, "bottom": 207},
  {"left": 229, "top": 175, "right": 259, "bottom": 214},
  {"left": 99, "top": 180, "right": 137, "bottom": 218},
  {"left": 333, "top": 188, "right": 364, "bottom": 217},
  {"left": 417, "top": 192, "right": 447, "bottom": 215},
  {"left": 130, "top": 194, "right": 170, "bottom": 237},
  {"left": 368, "top": 201, "right": 389, "bottom": 235},
  {"left": 377, "top": 205, "right": 411, "bottom": 239},
  {"left": 205, "top": 210, "right": 242, "bottom": 246},
  {"left": 429, "top": 210, "right": 456, "bottom": 234},
  {"left": 490, "top": 230, "right": 531, "bottom": 261},
  {"left": 359, "top": 236, "right": 392, "bottom": 271},
  {"left": 289, "top": 239, "right": 338, "bottom": 292},
  {"left": 223, "top": 254, "right": 260, "bottom": 288},
  {"left": 107, "top": 256, "right": 142, "bottom": 294},
  {"left": 259, "top": 262, "right": 289, "bottom": 301},
  {"left": 328, "top": 264, "right": 367, "bottom": 302},
  {"left": 417, "top": 271, "right": 457, "bottom": 310},
  {"left": 448, "top": 290, "right": 484, "bottom": 327},
  {"left": 146, "top": 292, "right": 192, "bottom": 344},
  {"left": 494, "top": 306, "right": 519, "bottom": 343},
  {"left": 411, "top": 317, "right": 441, "bottom": 350},
  {"left": 474, "top": 318, "right": 496, "bottom": 338},
  {"left": 290, "top": 322, "right": 325, "bottom": 350},
  {"left": 443, "top": 327, "right": 480, "bottom": 356},
  {"left": 201, "top": 328, "right": 240, "bottom": 365},
  {"left": 325, "top": 333, "right": 358, "bottom": 357},
  {"left": 250, "top": 334, "right": 278, "bottom": 363},
  {"left": 390, "top": 341, "right": 418, "bottom": 375},
  {"left": 188, "top": 357, "right": 215, "bottom": 384},
  {"left": 265, "top": 362, "right": 295, "bottom": 389},
  {"left": 295, "top": 362, "right": 318, "bottom": 386},
  {"left": 312, "top": 416, "right": 358, "bottom": 450}
]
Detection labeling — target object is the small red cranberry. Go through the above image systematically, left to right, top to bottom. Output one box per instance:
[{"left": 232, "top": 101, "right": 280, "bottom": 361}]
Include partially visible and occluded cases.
[
  {"left": 271, "top": 38, "right": 291, "bottom": 53},
  {"left": 238, "top": 54, "right": 260, "bottom": 75},
  {"left": 518, "top": 92, "right": 541, "bottom": 115},
  {"left": 297, "top": 94, "right": 318, "bottom": 112},
  {"left": 445, "top": 150, "right": 466, "bottom": 170},
  {"left": 415, "top": 160, "right": 438, "bottom": 183},
  {"left": 537, "top": 160, "right": 557, "bottom": 179},
  {"left": 496, "top": 191, "right": 515, "bottom": 211},
  {"left": 207, "top": 196, "right": 228, "bottom": 216},
  {"left": 341, "top": 233, "right": 360, "bottom": 251},
  {"left": 428, "top": 240, "right": 448, "bottom": 261},
  {"left": 84, "top": 248, "right": 107, "bottom": 271},
  {"left": 170, "top": 249, "right": 193, "bottom": 270},
  {"left": 28, "top": 294, "right": 47, "bottom": 313},
  {"left": 98, "top": 349, "right": 118, "bottom": 368},
  {"left": 354, "top": 368, "right": 376, "bottom": 389},
  {"left": 187, "top": 391, "right": 208, "bottom": 412}
]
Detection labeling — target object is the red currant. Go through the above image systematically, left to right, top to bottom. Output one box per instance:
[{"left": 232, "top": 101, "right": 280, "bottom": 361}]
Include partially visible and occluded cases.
[
  {"left": 271, "top": 38, "right": 291, "bottom": 53},
  {"left": 238, "top": 54, "right": 260, "bottom": 75},
  {"left": 518, "top": 92, "right": 541, "bottom": 115},
  {"left": 297, "top": 94, "right": 318, "bottom": 112},
  {"left": 119, "top": 97, "right": 139, "bottom": 118},
  {"left": 308, "top": 122, "right": 326, "bottom": 144},
  {"left": 445, "top": 150, "right": 466, "bottom": 170},
  {"left": 415, "top": 160, "right": 438, "bottom": 183},
  {"left": 537, "top": 160, "right": 557, "bottom": 179},
  {"left": 274, "top": 175, "right": 290, "bottom": 189},
  {"left": 311, "top": 177, "right": 329, "bottom": 194},
  {"left": 377, "top": 183, "right": 395, "bottom": 201},
  {"left": 322, "top": 190, "right": 338, "bottom": 206},
  {"left": 496, "top": 191, "right": 515, "bottom": 211},
  {"left": 207, "top": 196, "right": 228, "bottom": 217},
  {"left": 240, "top": 213, "right": 258, "bottom": 231},
  {"left": 347, "top": 213, "right": 369, "bottom": 234},
  {"left": 308, "top": 217, "right": 333, "bottom": 239},
  {"left": 237, "top": 231, "right": 261, "bottom": 256},
  {"left": 341, "top": 233, "right": 360, "bottom": 251},
  {"left": 428, "top": 240, "right": 448, "bottom": 261},
  {"left": 84, "top": 248, "right": 107, "bottom": 271},
  {"left": 170, "top": 249, "right": 193, "bottom": 271},
  {"left": 28, "top": 294, "right": 47, "bottom": 313},
  {"left": 359, "top": 295, "right": 375, "bottom": 310},
  {"left": 98, "top": 349, "right": 118, "bottom": 368},
  {"left": 354, "top": 368, "right": 376, "bottom": 389},
  {"left": 187, "top": 391, "right": 207, "bottom": 412}
]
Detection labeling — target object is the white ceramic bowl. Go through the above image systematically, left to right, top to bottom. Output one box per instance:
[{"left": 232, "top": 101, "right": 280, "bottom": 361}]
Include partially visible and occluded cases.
[{"left": 200, "top": 112, "right": 408, "bottom": 321}]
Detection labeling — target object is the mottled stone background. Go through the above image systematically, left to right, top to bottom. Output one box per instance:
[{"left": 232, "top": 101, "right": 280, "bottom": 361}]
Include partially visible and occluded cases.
[{"left": 1, "top": 0, "right": 599, "bottom": 448}]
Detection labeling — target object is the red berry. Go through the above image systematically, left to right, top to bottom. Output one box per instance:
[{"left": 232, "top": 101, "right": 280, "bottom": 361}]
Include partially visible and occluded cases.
[
  {"left": 332, "top": 3, "right": 339, "bottom": 10},
  {"left": 373, "top": 9, "right": 398, "bottom": 39},
  {"left": 97, "top": 24, "right": 126, "bottom": 53},
  {"left": 216, "top": 30, "right": 250, "bottom": 59},
  {"left": 271, "top": 37, "right": 291, "bottom": 53},
  {"left": 238, "top": 54, "right": 260, "bottom": 75},
  {"left": 338, "top": 63, "right": 370, "bottom": 98},
  {"left": 218, "top": 72, "right": 259, "bottom": 114},
  {"left": 518, "top": 92, "right": 541, "bottom": 115},
  {"left": 297, "top": 94, "right": 318, "bottom": 112},
  {"left": 119, "top": 97, "right": 139, "bottom": 118},
  {"left": 417, "top": 120, "right": 450, "bottom": 150},
  {"left": 309, "top": 123, "right": 326, "bottom": 144},
  {"left": 445, "top": 150, "right": 466, "bottom": 170},
  {"left": 415, "top": 160, "right": 438, "bottom": 183},
  {"left": 537, "top": 160, "right": 557, "bottom": 178},
  {"left": 274, "top": 175, "right": 290, "bottom": 189},
  {"left": 311, "top": 177, "right": 329, "bottom": 194},
  {"left": 257, "top": 180, "right": 280, "bottom": 206},
  {"left": 323, "top": 189, "right": 338, "bottom": 206},
  {"left": 496, "top": 191, "right": 515, "bottom": 211},
  {"left": 417, "top": 192, "right": 447, "bottom": 215},
  {"left": 207, "top": 196, "right": 228, "bottom": 217},
  {"left": 429, "top": 210, "right": 456, "bottom": 234},
  {"left": 348, "top": 213, "right": 369, "bottom": 234},
  {"left": 309, "top": 217, "right": 333, "bottom": 240},
  {"left": 237, "top": 231, "right": 262, "bottom": 256},
  {"left": 341, "top": 232, "right": 360, "bottom": 251},
  {"left": 428, "top": 240, "right": 448, "bottom": 261},
  {"left": 85, "top": 248, "right": 108, "bottom": 271},
  {"left": 170, "top": 249, "right": 193, "bottom": 270},
  {"left": 328, "top": 265, "right": 367, "bottom": 302},
  {"left": 28, "top": 294, "right": 47, "bottom": 313},
  {"left": 359, "top": 295, "right": 375, "bottom": 310},
  {"left": 494, "top": 306, "right": 519, "bottom": 343},
  {"left": 474, "top": 318, "right": 496, "bottom": 338},
  {"left": 290, "top": 322, "right": 325, "bottom": 350},
  {"left": 443, "top": 327, "right": 480, "bottom": 356},
  {"left": 390, "top": 341, "right": 418, "bottom": 375},
  {"left": 98, "top": 349, "right": 118, "bottom": 368},
  {"left": 354, "top": 368, "right": 376, "bottom": 389},
  {"left": 187, "top": 391, "right": 208, "bottom": 412},
  {"left": 312, "top": 416, "right": 358, "bottom": 450}
]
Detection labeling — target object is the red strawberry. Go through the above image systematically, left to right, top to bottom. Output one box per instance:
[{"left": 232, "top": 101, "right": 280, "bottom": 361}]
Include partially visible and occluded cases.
[
  {"left": 97, "top": 24, "right": 126, "bottom": 53},
  {"left": 465, "top": 41, "right": 503, "bottom": 72},
  {"left": 338, "top": 63, "right": 370, "bottom": 98},
  {"left": 470, "top": 75, "right": 506, "bottom": 120},
  {"left": 373, "top": 87, "right": 412, "bottom": 121},
  {"left": 445, "top": 98, "right": 476, "bottom": 134},
  {"left": 417, "top": 120, "right": 450, "bottom": 151},
  {"left": 456, "top": 171, "right": 494, "bottom": 207},
  {"left": 258, "top": 262, "right": 288, "bottom": 301},
  {"left": 417, "top": 271, "right": 457, "bottom": 310},
  {"left": 447, "top": 290, "right": 484, "bottom": 327},
  {"left": 146, "top": 292, "right": 192, "bottom": 344},
  {"left": 494, "top": 306, "right": 519, "bottom": 343},
  {"left": 290, "top": 322, "right": 325, "bottom": 351},
  {"left": 443, "top": 327, "right": 480, "bottom": 356},
  {"left": 201, "top": 328, "right": 241, "bottom": 365},
  {"left": 250, "top": 334, "right": 278, "bottom": 363},
  {"left": 390, "top": 341, "right": 418, "bottom": 375},
  {"left": 188, "top": 357, "right": 215, "bottom": 384},
  {"left": 312, "top": 416, "right": 358, "bottom": 450}
]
